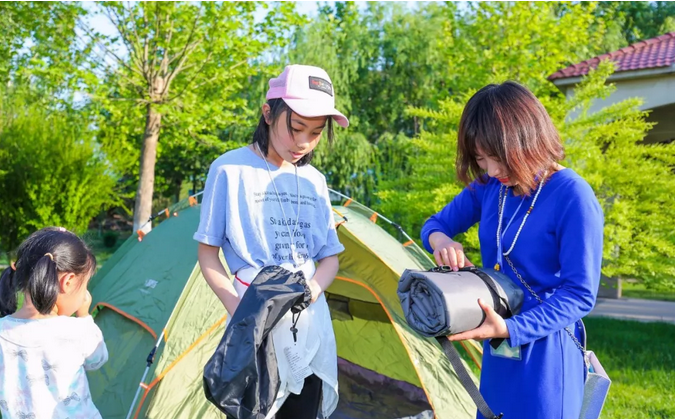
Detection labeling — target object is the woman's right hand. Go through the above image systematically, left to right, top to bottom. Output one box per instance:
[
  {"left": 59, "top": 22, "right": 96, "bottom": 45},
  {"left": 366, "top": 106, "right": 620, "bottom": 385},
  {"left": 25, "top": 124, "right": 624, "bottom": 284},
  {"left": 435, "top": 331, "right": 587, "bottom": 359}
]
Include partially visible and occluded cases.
[{"left": 429, "top": 232, "right": 473, "bottom": 271}]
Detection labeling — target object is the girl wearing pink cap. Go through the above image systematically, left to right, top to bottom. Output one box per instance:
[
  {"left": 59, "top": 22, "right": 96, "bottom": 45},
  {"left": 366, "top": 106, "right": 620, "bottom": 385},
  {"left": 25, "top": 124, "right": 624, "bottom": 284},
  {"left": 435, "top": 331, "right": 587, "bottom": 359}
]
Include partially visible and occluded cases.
[{"left": 194, "top": 65, "right": 348, "bottom": 419}]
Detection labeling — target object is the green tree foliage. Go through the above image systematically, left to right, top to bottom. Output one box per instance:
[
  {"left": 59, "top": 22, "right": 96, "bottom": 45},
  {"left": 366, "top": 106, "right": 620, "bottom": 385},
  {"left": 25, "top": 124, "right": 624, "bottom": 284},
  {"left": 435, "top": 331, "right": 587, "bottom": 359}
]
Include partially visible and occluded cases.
[
  {"left": 373, "top": 0, "right": 612, "bottom": 259},
  {"left": 84, "top": 1, "right": 303, "bottom": 231},
  {"left": 445, "top": 1, "right": 607, "bottom": 97},
  {"left": 595, "top": 1, "right": 675, "bottom": 50},
  {"left": 0, "top": 2, "right": 91, "bottom": 94},
  {"left": 286, "top": 2, "right": 451, "bottom": 203},
  {"left": 378, "top": 62, "right": 675, "bottom": 289},
  {"left": 561, "top": 63, "right": 675, "bottom": 289},
  {"left": 0, "top": 88, "right": 119, "bottom": 255},
  {"left": 375, "top": 100, "right": 473, "bottom": 255},
  {"left": 154, "top": 137, "right": 226, "bottom": 202}
]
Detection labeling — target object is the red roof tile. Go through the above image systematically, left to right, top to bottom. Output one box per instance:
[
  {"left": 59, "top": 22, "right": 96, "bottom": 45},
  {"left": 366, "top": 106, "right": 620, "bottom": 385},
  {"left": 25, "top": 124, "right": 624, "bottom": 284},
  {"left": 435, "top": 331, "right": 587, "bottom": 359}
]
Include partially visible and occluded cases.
[{"left": 548, "top": 32, "right": 675, "bottom": 81}]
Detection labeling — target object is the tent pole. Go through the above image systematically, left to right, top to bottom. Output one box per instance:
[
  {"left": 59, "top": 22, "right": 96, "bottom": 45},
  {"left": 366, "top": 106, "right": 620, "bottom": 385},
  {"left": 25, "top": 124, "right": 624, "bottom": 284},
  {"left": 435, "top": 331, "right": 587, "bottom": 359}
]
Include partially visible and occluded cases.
[{"left": 125, "top": 330, "right": 166, "bottom": 419}]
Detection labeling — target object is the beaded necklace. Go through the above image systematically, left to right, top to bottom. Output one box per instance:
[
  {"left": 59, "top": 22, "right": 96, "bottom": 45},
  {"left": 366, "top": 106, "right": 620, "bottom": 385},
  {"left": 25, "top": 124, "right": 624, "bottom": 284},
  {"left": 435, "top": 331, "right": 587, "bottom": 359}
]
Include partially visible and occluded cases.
[{"left": 494, "top": 171, "right": 548, "bottom": 272}]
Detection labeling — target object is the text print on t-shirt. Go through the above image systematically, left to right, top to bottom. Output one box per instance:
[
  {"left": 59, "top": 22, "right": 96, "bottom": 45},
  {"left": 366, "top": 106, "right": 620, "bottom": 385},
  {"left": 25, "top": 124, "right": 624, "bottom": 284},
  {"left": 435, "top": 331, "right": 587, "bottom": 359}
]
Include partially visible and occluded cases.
[{"left": 254, "top": 190, "right": 318, "bottom": 264}]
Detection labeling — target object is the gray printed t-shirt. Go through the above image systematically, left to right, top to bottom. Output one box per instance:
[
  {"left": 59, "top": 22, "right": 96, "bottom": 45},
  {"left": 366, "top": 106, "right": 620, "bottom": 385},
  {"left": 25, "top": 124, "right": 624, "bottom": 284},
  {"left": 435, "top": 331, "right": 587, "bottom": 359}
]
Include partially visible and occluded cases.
[{"left": 193, "top": 146, "right": 344, "bottom": 274}]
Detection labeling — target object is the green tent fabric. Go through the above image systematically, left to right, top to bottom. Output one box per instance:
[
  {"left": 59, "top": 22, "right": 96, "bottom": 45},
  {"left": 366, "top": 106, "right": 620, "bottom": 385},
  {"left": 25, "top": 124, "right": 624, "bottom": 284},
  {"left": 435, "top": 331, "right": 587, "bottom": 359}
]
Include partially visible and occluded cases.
[{"left": 86, "top": 193, "right": 481, "bottom": 419}]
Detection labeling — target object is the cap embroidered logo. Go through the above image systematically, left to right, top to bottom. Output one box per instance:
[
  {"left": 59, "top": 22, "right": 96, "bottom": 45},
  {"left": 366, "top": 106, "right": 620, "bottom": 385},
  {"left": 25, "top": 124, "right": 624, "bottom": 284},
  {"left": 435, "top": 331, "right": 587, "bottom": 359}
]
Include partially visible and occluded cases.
[{"left": 308, "top": 76, "right": 333, "bottom": 96}]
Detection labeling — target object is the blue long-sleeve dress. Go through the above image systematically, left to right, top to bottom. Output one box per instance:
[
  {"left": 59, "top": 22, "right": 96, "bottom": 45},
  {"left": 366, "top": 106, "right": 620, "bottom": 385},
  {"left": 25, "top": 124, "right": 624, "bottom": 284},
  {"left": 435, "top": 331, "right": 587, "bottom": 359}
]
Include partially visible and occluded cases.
[{"left": 421, "top": 169, "right": 604, "bottom": 419}]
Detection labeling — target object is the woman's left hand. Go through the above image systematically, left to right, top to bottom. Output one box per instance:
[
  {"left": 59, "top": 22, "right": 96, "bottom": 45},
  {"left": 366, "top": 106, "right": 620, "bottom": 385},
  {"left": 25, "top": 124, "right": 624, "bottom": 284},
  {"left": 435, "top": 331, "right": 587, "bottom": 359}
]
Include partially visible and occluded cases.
[{"left": 448, "top": 299, "right": 510, "bottom": 341}]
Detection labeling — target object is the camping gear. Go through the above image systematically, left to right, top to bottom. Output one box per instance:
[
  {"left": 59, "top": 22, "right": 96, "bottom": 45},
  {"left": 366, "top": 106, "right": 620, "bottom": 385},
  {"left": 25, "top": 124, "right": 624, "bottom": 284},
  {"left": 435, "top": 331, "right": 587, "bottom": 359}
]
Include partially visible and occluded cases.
[
  {"left": 85, "top": 191, "right": 481, "bottom": 419},
  {"left": 503, "top": 254, "right": 611, "bottom": 419},
  {"left": 398, "top": 265, "right": 524, "bottom": 419},
  {"left": 203, "top": 266, "right": 310, "bottom": 418},
  {"left": 398, "top": 266, "right": 524, "bottom": 337}
]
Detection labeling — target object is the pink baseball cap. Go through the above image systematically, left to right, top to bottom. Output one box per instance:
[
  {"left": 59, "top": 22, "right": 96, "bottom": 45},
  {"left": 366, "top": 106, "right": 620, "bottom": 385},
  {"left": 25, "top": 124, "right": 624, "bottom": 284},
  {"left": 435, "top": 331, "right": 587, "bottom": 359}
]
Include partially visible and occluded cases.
[{"left": 266, "top": 65, "right": 349, "bottom": 128}]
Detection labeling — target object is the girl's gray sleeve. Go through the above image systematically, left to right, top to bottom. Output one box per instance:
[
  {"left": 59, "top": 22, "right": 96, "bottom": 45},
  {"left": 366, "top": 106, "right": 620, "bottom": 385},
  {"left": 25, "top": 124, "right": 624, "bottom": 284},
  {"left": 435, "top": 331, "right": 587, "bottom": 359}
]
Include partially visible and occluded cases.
[{"left": 194, "top": 161, "right": 229, "bottom": 247}]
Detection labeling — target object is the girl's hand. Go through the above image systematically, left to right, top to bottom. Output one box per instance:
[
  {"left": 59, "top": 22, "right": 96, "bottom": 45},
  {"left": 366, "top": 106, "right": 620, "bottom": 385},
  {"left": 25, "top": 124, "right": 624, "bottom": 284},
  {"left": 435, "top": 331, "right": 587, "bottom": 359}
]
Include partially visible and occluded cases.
[
  {"left": 429, "top": 232, "right": 473, "bottom": 271},
  {"left": 308, "top": 255, "right": 337, "bottom": 304},
  {"left": 308, "top": 279, "right": 323, "bottom": 303},
  {"left": 76, "top": 291, "right": 92, "bottom": 317},
  {"left": 448, "top": 299, "right": 509, "bottom": 341}
]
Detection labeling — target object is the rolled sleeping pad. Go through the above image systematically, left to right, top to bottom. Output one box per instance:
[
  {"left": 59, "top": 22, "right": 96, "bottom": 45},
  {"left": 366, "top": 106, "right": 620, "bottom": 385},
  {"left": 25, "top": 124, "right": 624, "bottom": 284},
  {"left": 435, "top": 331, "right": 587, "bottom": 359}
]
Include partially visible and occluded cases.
[{"left": 397, "top": 266, "right": 524, "bottom": 338}]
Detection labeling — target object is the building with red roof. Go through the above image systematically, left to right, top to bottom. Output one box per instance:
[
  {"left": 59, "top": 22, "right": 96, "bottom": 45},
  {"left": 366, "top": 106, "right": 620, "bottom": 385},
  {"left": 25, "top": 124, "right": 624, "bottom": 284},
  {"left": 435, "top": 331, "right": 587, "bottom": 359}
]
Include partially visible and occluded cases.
[{"left": 549, "top": 32, "right": 675, "bottom": 144}]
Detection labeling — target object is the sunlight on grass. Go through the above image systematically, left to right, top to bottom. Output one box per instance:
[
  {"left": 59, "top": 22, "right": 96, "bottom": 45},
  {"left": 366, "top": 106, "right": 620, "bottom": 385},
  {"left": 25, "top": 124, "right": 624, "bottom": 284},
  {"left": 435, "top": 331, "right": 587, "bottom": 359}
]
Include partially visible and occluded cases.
[{"left": 585, "top": 318, "right": 675, "bottom": 419}]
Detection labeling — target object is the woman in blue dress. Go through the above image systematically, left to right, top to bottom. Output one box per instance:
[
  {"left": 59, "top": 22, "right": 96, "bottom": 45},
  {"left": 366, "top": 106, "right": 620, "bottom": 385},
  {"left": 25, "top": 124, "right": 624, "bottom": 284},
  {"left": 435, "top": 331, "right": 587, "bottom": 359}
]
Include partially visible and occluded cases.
[{"left": 421, "top": 81, "right": 604, "bottom": 419}]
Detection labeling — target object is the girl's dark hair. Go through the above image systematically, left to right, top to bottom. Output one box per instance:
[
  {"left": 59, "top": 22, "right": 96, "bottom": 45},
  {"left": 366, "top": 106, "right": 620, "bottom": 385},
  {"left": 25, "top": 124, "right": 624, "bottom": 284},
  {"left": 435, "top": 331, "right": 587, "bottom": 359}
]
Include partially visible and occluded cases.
[
  {"left": 457, "top": 81, "right": 565, "bottom": 194},
  {"left": 251, "top": 98, "right": 335, "bottom": 166},
  {"left": 0, "top": 227, "right": 96, "bottom": 316}
]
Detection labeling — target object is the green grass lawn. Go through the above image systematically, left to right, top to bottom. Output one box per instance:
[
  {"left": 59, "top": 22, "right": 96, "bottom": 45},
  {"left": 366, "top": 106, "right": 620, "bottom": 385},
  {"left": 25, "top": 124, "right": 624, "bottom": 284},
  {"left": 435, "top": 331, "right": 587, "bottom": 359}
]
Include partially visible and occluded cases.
[
  {"left": 621, "top": 281, "right": 675, "bottom": 302},
  {"left": 584, "top": 317, "right": 675, "bottom": 419}
]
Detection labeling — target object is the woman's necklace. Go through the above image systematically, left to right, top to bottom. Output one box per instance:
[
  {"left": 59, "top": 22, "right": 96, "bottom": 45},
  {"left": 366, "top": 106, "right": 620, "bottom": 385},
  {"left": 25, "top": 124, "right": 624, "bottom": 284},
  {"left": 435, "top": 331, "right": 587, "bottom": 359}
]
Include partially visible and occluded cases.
[
  {"left": 256, "top": 143, "right": 301, "bottom": 266},
  {"left": 494, "top": 171, "right": 548, "bottom": 271}
]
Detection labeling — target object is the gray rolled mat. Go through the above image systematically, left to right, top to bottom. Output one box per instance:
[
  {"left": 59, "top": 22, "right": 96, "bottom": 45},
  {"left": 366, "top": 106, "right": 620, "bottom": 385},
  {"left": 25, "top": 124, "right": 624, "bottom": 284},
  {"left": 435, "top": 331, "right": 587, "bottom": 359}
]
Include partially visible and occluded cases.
[{"left": 398, "top": 266, "right": 524, "bottom": 337}]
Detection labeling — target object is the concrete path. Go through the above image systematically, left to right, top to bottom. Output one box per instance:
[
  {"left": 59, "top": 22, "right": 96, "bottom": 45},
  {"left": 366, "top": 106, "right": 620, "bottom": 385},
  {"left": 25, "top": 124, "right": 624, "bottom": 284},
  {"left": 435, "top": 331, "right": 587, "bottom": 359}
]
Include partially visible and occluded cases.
[{"left": 589, "top": 297, "right": 675, "bottom": 324}]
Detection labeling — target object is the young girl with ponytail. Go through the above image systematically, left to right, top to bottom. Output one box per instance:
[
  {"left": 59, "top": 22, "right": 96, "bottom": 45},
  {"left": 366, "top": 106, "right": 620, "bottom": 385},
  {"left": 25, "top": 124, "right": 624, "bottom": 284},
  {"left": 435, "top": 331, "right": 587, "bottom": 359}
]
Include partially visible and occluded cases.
[{"left": 0, "top": 227, "right": 108, "bottom": 419}]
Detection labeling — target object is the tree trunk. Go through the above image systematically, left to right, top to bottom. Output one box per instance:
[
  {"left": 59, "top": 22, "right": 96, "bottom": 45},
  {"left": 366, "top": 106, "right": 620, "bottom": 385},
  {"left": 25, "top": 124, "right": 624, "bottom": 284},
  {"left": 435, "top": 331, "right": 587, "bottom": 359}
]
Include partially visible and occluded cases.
[
  {"left": 133, "top": 105, "right": 162, "bottom": 233},
  {"left": 192, "top": 170, "right": 198, "bottom": 196},
  {"left": 174, "top": 178, "right": 182, "bottom": 204}
]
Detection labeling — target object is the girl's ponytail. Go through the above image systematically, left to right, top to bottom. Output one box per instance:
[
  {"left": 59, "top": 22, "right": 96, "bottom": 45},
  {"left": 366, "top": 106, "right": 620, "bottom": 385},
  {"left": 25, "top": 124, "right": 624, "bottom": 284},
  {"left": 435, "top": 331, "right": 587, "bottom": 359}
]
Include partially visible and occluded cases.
[
  {"left": 28, "top": 254, "right": 61, "bottom": 315},
  {"left": 0, "top": 265, "right": 17, "bottom": 317}
]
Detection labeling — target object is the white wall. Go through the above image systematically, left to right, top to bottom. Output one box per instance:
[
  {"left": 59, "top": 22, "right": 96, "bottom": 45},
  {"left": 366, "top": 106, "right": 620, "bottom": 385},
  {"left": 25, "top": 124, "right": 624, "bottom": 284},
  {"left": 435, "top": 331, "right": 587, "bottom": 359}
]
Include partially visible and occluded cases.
[
  {"left": 560, "top": 72, "right": 675, "bottom": 143},
  {"left": 562, "top": 72, "right": 675, "bottom": 112}
]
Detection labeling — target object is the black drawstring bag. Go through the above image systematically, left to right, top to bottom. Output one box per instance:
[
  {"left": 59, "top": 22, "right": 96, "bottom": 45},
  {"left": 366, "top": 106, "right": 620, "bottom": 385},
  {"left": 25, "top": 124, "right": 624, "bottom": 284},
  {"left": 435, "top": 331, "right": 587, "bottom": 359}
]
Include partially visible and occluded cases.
[{"left": 203, "top": 265, "right": 311, "bottom": 419}]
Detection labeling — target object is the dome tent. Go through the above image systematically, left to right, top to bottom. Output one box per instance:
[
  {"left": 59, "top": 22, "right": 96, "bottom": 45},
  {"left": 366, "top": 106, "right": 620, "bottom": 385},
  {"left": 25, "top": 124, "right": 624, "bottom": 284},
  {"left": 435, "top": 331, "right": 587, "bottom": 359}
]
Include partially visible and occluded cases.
[{"left": 86, "top": 191, "right": 482, "bottom": 419}]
